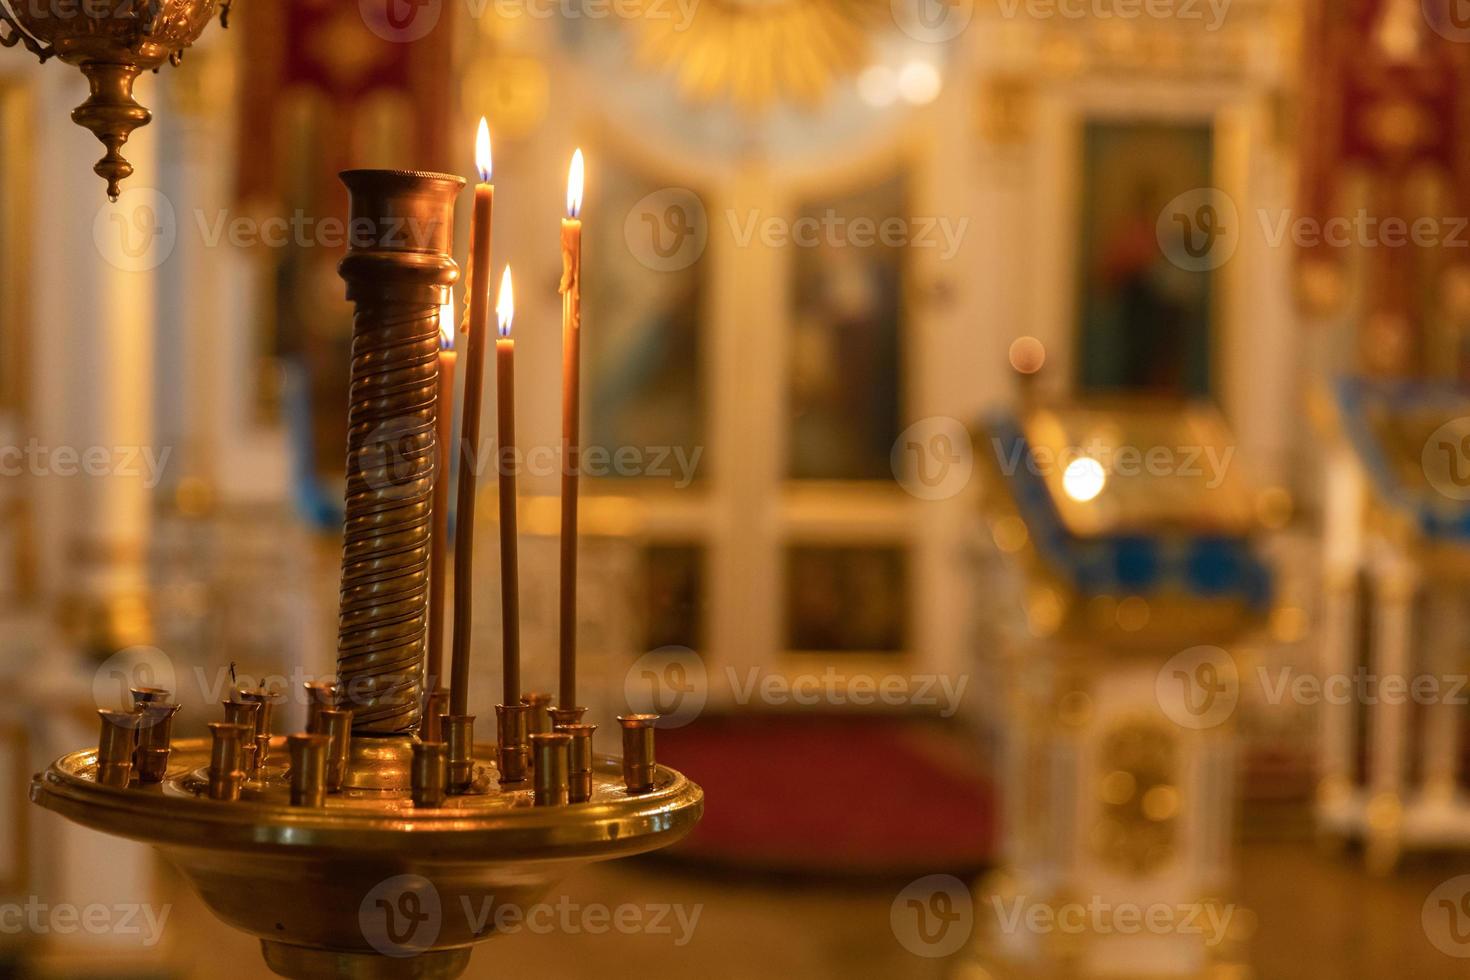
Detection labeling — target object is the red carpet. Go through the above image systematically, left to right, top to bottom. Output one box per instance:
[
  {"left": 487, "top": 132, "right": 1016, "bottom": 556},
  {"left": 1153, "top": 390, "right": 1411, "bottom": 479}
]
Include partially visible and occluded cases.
[{"left": 655, "top": 715, "right": 997, "bottom": 875}]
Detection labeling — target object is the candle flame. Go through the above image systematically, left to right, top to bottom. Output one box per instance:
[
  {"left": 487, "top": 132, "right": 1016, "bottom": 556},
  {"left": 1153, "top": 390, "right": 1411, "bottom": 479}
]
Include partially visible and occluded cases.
[
  {"left": 475, "top": 117, "right": 492, "bottom": 183},
  {"left": 566, "top": 148, "right": 584, "bottom": 218},
  {"left": 496, "top": 265, "right": 514, "bottom": 338},
  {"left": 439, "top": 291, "right": 455, "bottom": 350}
]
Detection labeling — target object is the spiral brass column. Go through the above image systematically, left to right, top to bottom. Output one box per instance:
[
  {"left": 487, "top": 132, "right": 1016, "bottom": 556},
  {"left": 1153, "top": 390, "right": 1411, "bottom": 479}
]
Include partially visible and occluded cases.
[{"left": 336, "top": 170, "right": 464, "bottom": 739}]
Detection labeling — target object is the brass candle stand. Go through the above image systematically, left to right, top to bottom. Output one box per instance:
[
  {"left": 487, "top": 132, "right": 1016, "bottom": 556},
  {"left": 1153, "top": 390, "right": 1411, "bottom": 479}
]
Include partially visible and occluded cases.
[
  {"left": 0, "top": 0, "right": 231, "bottom": 198},
  {"left": 29, "top": 170, "right": 704, "bottom": 978},
  {"left": 31, "top": 733, "right": 703, "bottom": 978}
]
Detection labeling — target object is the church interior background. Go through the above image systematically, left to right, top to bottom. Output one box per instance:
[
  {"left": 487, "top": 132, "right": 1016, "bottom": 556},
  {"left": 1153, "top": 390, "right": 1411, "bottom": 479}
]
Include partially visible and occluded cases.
[{"left": 3, "top": 0, "right": 1470, "bottom": 977}]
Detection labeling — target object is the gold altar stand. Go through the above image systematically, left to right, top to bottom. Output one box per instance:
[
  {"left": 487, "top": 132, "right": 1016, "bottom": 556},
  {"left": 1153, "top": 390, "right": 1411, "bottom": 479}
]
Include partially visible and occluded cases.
[{"left": 969, "top": 391, "right": 1272, "bottom": 978}]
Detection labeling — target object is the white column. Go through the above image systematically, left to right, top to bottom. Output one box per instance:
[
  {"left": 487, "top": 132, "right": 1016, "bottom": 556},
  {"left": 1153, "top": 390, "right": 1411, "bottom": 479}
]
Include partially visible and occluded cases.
[
  {"left": 26, "top": 61, "right": 160, "bottom": 963},
  {"left": 32, "top": 66, "right": 159, "bottom": 653},
  {"left": 1317, "top": 448, "right": 1363, "bottom": 803},
  {"left": 1367, "top": 546, "right": 1415, "bottom": 870}
]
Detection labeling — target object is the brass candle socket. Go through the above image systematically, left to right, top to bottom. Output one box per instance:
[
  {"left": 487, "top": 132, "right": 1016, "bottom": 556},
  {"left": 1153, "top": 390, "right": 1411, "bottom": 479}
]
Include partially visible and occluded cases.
[
  {"left": 0, "top": 0, "right": 230, "bottom": 198},
  {"left": 334, "top": 169, "right": 464, "bottom": 743},
  {"left": 303, "top": 680, "right": 337, "bottom": 736},
  {"left": 129, "top": 686, "right": 171, "bottom": 709},
  {"left": 238, "top": 689, "right": 279, "bottom": 772},
  {"left": 522, "top": 692, "right": 553, "bottom": 739},
  {"left": 221, "top": 699, "right": 261, "bottom": 777},
  {"left": 135, "top": 703, "right": 180, "bottom": 784},
  {"left": 495, "top": 703, "right": 530, "bottom": 784},
  {"left": 549, "top": 705, "right": 587, "bottom": 728},
  {"left": 96, "top": 709, "right": 140, "bottom": 788},
  {"left": 317, "top": 709, "right": 353, "bottom": 793},
  {"left": 444, "top": 715, "right": 475, "bottom": 794},
  {"left": 617, "top": 715, "right": 659, "bottom": 795},
  {"left": 206, "top": 722, "right": 248, "bottom": 802},
  {"left": 556, "top": 723, "right": 597, "bottom": 804},
  {"left": 530, "top": 733, "right": 572, "bottom": 807},
  {"left": 287, "top": 734, "right": 330, "bottom": 808},
  {"left": 411, "top": 741, "right": 448, "bottom": 809}
]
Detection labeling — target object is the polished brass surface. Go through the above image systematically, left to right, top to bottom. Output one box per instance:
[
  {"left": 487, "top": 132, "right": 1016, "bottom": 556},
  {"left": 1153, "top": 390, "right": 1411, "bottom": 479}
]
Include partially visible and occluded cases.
[
  {"left": 0, "top": 0, "right": 227, "bottom": 197},
  {"left": 335, "top": 170, "right": 464, "bottom": 737},
  {"left": 136, "top": 702, "right": 180, "bottom": 783},
  {"left": 494, "top": 703, "right": 530, "bottom": 785},
  {"left": 320, "top": 708, "right": 353, "bottom": 792},
  {"left": 96, "top": 709, "right": 137, "bottom": 788},
  {"left": 445, "top": 715, "right": 474, "bottom": 794},
  {"left": 617, "top": 715, "right": 658, "bottom": 795},
  {"left": 206, "top": 722, "right": 246, "bottom": 802},
  {"left": 557, "top": 723, "right": 596, "bottom": 804},
  {"left": 342, "top": 732, "right": 415, "bottom": 792},
  {"left": 531, "top": 733, "right": 571, "bottom": 807},
  {"left": 288, "top": 734, "right": 329, "bottom": 808},
  {"left": 31, "top": 736, "right": 704, "bottom": 977},
  {"left": 411, "top": 741, "right": 447, "bottom": 809}
]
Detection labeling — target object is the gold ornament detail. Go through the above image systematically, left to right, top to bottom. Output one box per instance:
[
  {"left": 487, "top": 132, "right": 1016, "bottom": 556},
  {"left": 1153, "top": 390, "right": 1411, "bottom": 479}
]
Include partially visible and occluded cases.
[
  {"left": 623, "top": 0, "right": 881, "bottom": 112},
  {"left": 1093, "top": 717, "right": 1180, "bottom": 877}
]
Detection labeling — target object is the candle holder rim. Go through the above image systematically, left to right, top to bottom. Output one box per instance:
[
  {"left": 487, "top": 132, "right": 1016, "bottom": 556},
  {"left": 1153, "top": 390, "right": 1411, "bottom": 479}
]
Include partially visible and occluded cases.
[{"left": 339, "top": 168, "right": 468, "bottom": 189}]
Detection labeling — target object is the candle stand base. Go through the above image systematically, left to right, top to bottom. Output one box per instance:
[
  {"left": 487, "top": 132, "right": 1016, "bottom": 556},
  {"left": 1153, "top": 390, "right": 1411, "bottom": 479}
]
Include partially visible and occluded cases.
[{"left": 31, "top": 736, "right": 703, "bottom": 979}]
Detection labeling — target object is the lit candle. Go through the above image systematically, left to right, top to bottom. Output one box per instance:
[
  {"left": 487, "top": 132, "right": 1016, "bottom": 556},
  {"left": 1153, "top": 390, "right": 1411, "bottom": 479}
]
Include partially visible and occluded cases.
[
  {"left": 450, "top": 118, "right": 494, "bottom": 718},
  {"left": 557, "top": 149, "right": 584, "bottom": 712},
  {"left": 494, "top": 266, "right": 521, "bottom": 706},
  {"left": 423, "top": 296, "right": 455, "bottom": 740}
]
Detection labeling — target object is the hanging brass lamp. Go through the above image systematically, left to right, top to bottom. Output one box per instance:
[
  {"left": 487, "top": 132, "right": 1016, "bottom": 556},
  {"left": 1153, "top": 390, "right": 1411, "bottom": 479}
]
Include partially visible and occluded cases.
[{"left": 0, "top": 0, "right": 231, "bottom": 199}]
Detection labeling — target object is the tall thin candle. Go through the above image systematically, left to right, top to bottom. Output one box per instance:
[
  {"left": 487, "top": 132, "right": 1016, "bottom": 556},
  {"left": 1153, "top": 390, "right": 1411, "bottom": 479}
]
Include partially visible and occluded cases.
[
  {"left": 450, "top": 118, "right": 494, "bottom": 717},
  {"left": 557, "top": 149, "right": 584, "bottom": 712},
  {"left": 494, "top": 266, "right": 521, "bottom": 705},
  {"left": 427, "top": 296, "right": 456, "bottom": 699}
]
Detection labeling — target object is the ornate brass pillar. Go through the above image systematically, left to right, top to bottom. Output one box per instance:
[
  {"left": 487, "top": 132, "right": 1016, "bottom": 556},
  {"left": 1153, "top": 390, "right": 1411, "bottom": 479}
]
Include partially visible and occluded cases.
[{"left": 335, "top": 170, "right": 463, "bottom": 738}]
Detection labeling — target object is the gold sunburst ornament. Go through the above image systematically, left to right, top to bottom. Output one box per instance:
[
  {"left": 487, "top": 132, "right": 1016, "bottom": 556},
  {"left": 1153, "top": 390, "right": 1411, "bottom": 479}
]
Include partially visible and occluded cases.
[{"left": 624, "top": 0, "right": 882, "bottom": 112}]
